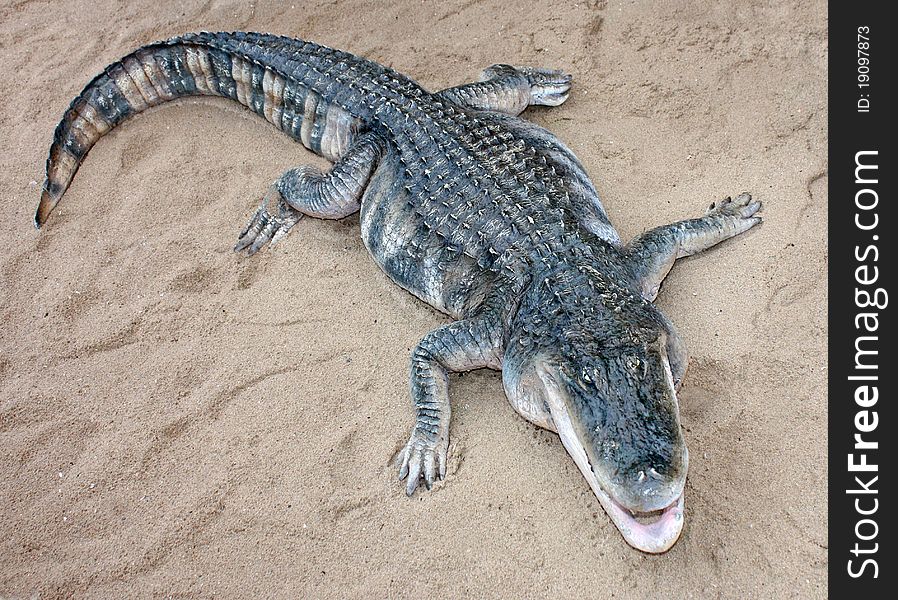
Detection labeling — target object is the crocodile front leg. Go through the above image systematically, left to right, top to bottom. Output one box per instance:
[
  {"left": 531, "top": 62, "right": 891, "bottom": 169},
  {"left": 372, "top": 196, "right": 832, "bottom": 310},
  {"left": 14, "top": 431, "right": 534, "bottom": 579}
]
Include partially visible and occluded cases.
[
  {"left": 437, "top": 65, "right": 572, "bottom": 116},
  {"left": 235, "top": 131, "right": 386, "bottom": 254},
  {"left": 625, "top": 192, "right": 762, "bottom": 301},
  {"left": 399, "top": 280, "right": 516, "bottom": 495}
]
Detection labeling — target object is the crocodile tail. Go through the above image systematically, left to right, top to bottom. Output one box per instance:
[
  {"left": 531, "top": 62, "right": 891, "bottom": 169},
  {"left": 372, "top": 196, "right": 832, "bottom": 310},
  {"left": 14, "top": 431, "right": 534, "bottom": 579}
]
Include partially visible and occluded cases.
[{"left": 35, "top": 32, "right": 378, "bottom": 228}]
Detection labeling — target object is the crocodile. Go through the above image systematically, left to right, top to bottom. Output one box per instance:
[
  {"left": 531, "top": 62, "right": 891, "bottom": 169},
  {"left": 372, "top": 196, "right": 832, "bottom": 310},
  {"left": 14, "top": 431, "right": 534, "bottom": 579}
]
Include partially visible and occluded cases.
[{"left": 35, "top": 32, "right": 762, "bottom": 554}]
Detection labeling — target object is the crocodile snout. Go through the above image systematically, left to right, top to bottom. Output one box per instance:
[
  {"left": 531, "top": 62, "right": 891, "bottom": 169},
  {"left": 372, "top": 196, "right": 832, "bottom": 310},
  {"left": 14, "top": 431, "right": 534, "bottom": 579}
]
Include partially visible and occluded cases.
[{"left": 611, "top": 464, "right": 686, "bottom": 513}]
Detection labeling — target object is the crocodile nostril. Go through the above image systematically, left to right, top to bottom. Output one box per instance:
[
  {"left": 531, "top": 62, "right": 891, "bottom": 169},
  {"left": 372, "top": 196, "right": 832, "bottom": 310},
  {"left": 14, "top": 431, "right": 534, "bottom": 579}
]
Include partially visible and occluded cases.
[
  {"left": 609, "top": 465, "right": 685, "bottom": 512},
  {"left": 629, "top": 466, "right": 668, "bottom": 486}
]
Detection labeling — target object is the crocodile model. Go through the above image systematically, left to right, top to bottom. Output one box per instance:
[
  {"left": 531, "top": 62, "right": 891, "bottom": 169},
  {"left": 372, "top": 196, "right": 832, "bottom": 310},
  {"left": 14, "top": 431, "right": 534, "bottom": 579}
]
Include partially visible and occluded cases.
[{"left": 35, "top": 32, "right": 761, "bottom": 553}]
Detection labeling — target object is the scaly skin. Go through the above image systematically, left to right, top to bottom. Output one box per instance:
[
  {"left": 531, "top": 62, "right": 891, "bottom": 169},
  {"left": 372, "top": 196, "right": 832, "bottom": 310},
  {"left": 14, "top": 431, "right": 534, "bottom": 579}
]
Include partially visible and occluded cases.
[{"left": 35, "top": 32, "right": 762, "bottom": 553}]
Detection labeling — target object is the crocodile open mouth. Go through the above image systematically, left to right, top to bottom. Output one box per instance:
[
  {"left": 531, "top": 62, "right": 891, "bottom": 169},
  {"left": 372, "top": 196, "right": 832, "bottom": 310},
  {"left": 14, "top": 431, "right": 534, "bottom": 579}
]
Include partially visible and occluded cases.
[
  {"left": 535, "top": 365, "right": 687, "bottom": 553},
  {"left": 547, "top": 392, "right": 686, "bottom": 553},
  {"left": 568, "top": 454, "right": 685, "bottom": 553},
  {"left": 598, "top": 486, "right": 685, "bottom": 553}
]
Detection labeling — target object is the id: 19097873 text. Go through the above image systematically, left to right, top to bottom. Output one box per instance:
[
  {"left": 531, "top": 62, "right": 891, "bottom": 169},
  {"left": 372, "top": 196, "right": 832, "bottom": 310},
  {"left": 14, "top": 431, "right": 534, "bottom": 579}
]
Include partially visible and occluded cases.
[{"left": 857, "top": 26, "right": 871, "bottom": 113}]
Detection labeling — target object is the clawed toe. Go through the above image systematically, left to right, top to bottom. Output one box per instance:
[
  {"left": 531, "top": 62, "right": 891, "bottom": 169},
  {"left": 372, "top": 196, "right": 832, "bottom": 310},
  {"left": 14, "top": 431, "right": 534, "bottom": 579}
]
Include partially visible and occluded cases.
[
  {"left": 707, "top": 197, "right": 731, "bottom": 213},
  {"left": 739, "top": 201, "right": 762, "bottom": 218},
  {"left": 234, "top": 207, "right": 267, "bottom": 252}
]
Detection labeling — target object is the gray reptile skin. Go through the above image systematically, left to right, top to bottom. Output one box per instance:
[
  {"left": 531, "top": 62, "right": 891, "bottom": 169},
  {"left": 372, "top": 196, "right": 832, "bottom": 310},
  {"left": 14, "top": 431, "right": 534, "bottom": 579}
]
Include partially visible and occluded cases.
[{"left": 35, "top": 32, "right": 762, "bottom": 553}]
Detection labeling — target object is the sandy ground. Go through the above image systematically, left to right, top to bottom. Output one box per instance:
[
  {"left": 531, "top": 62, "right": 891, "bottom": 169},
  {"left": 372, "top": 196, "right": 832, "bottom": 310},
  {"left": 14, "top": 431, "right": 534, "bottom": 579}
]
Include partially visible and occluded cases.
[{"left": 0, "top": 0, "right": 828, "bottom": 597}]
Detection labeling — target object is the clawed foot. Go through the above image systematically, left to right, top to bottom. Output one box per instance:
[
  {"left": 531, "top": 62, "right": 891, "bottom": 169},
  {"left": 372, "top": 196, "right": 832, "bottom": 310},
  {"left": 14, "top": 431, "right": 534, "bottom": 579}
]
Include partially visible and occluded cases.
[
  {"left": 481, "top": 64, "right": 573, "bottom": 107},
  {"left": 520, "top": 66, "right": 572, "bottom": 107},
  {"left": 234, "top": 186, "right": 302, "bottom": 255},
  {"left": 706, "top": 192, "right": 763, "bottom": 235},
  {"left": 707, "top": 192, "right": 762, "bottom": 220},
  {"left": 398, "top": 427, "right": 449, "bottom": 496}
]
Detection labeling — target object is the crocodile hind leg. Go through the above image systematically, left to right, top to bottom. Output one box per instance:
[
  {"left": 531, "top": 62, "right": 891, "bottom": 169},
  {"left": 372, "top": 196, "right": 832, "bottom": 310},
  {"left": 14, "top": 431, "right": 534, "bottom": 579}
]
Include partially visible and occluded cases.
[
  {"left": 437, "top": 65, "right": 572, "bottom": 116},
  {"left": 235, "top": 131, "right": 386, "bottom": 254},
  {"left": 624, "top": 192, "right": 763, "bottom": 301},
  {"left": 399, "top": 280, "right": 514, "bottom": 495}
]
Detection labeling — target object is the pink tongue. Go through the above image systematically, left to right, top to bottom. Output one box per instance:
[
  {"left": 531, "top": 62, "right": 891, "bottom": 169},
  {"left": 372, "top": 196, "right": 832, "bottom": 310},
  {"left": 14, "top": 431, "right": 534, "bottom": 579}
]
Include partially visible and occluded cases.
[{"left": 606, "top": 493, "right": 685, "bottom": 554}]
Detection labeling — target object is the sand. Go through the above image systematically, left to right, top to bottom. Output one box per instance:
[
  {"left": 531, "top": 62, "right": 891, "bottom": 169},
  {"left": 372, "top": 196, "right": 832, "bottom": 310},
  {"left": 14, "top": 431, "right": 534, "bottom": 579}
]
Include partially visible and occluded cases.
[{"left": 0, "top": 0, "right": 828, "bottom": 597}]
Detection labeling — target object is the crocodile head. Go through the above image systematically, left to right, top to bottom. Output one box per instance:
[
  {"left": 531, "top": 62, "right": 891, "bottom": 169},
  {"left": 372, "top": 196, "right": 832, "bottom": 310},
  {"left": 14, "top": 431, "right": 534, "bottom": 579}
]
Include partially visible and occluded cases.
[{"left": 503, "top": 266, "right": 688, "bottom": 553}]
